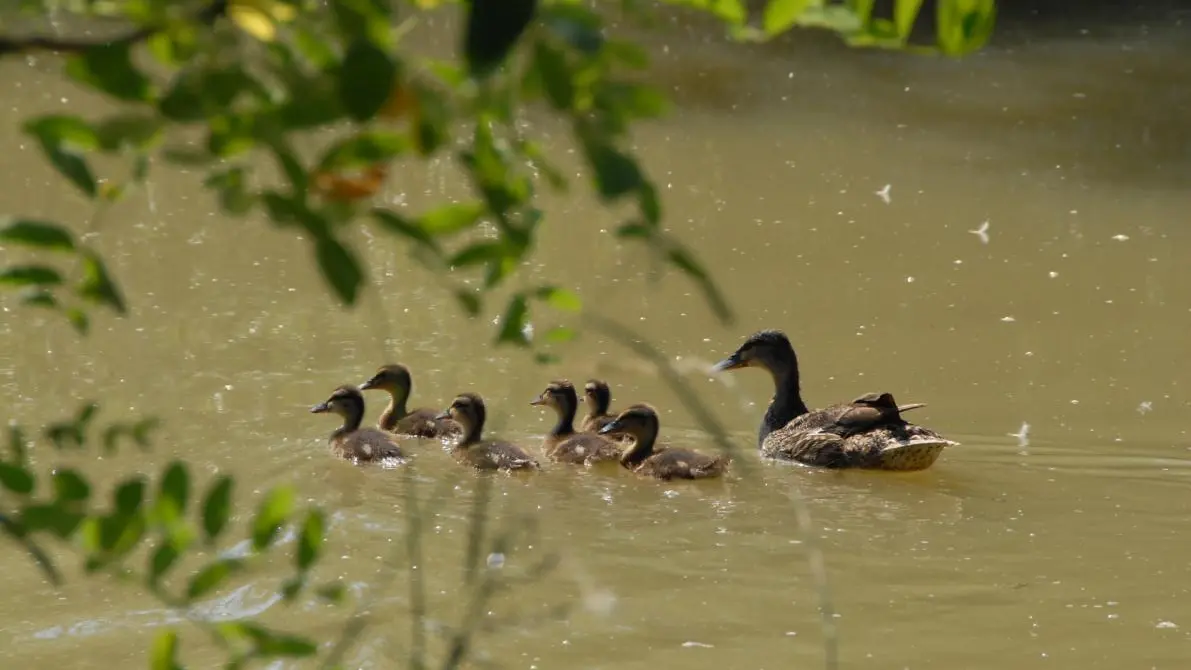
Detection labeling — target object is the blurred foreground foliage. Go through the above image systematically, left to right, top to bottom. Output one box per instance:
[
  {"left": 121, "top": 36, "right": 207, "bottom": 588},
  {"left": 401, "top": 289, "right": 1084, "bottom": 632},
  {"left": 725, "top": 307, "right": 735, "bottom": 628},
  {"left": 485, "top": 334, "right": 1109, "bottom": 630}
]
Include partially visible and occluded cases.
[{"left": 0, "top": 0, "right": 994, "bottom": 666}]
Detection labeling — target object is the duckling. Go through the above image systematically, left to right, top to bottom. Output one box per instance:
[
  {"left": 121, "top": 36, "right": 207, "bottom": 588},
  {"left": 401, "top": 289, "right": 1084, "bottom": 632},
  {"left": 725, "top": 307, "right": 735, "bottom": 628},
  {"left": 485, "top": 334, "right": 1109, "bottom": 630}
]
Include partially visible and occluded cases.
[
  {"left": 713, "top": 329, "right": 957, "bottom": 471},
  {"left": 359, "top": 364, "right": 459, "bottom": 439},
  {"left": 579, "top": 379, "right": 618, "bottom": 433},
  {"left": 530, "top": 380, "right": 623, "bottom": 465},
  {"left": 310, "top": 385, "right": 405, "bottom": 463},
  {"left": 435, "top": 393, "right": 539, "bottom": 472},
  {"left": 598, "top": 404, "right": 730, "bottom": 480}
]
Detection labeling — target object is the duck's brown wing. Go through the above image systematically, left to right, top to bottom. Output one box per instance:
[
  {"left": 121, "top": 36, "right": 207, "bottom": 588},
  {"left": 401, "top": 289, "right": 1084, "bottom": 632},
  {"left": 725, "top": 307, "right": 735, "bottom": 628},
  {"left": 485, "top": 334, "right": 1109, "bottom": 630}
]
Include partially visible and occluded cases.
[
  {"left": 393, "top": 408, "right": 459, "bottom": 439},
  {"left": 763, "top": 421, "right": 956, "bottom": 470},
  {"left": 337, "top": 429, "right": 405, "bottom": 462},
  {"left": 550, "top": 433, "right": 622, "bottom": 464},
  {"left": 468, "top": 441, "right": 540, "bottom": 471},
  {"left": 636, "top": 448, "right": 729, "bottom": 480}
]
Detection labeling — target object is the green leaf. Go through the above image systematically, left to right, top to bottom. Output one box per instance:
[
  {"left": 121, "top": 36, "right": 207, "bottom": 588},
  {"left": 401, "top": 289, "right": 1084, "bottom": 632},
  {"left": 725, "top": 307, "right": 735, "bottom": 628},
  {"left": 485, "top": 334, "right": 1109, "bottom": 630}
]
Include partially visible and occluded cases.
[
  {"left": 330, "top": 0, "right": 392, "bottom": 43},
  {"left": 464, "top": 0, "right": 538, "bottom": 78},
  {"left": 763, "top": 0, "right": 812, "bottom": 35},
  {"left": 895, "top": 0, "right": 925, "bottom": 38},
  {"left": 936, "top": 0, "right": 996, "bottom": 55},
  {"left": 541, "top": 4, "right": 603, "bottom": 54},
  {"left": 339, "top": 39, "right": 397, "bottom": 122},
  {"left": 532, "top": 41, "right": 574, "bottom": 110},
  {"left": 65, "top": 43, "right": 153, "bottom": 102},
  {"left": 158, "top": 69, "right": 206, "bottom": 122},
  {"left": 598, "top": 82, "right": 669, "bottom": 119},
  {"left": 95, "top": 114, "right": 163, "bottom": 152},
  {"left": 23, "top": 116, "right": 98, "bottom": 197},
  {"left": 316, "top": 131, "right": 408, "bottom": 172},
  {"left": 581, "top": 140, "right": 643, "bottom": 201},
  {"left": 162, "top": 145, "right": 215, "bottom": 166},
  {"left": 204, "top": 166, "right": 255, "bottom": 215},
  {"left": 639, "top": 182, "right": 661, "bottom": 225},
  {"left": 418, "top": 202, "right": 486, "bottom": 236},
  {"left": 371, "top": 209, "right": 440, "bottom": 251},
  {"left": 0, "top": 219, "right": 75, "bottom": 251},
  {"left": 314, "top": 235, "right": 364, "bottom": 305},
  {"left": 448, "top": 242, "right": 505, "bottom": 269},
  {"left": 77, "top": 250, "right": 127, "bottom": 314},
  {"left": 0, "top": 265, "right": 63, "bottom": 287},
  {"left": 535, "top": 286, "right": 581, "bottom": 312},
  {"left": 19, "top": 288, "right": 56, "bottom": 308},
  {"left": 454, "top": 289, "right": 482, "bottom": 316},
  {"left": 497, "top": 293, "right": 531, "bottom": 347},
  {"left": 64, "top": 308, "right": 89, "bottom": 335},
  {"left": 543, "top": 325, "right": 577, "bottom": 344},
  {"left": 158, "top": 461, "right": 189, "bottom": 519},
  {"left": 0, "top": 463, "right": 34, "bottom": 495},
  {"left": 51, "top": 469, "right": 90, "bottom": 502},
  {"left": 201, "top": 476, "right": 233, "bottom": 543},
  {"left": 114, "top": 478, "right": 146, "bottom": 516},
  {"left": 252, "top": 486, "right": 295, "bottom": 551},
  {"left": 21, "top": 503, "right": 84, "bottom": 538},
  {"left": 297, "top": 509, "right": 325, "bottom": 571},
  {"left": 1, "top": 516, "right": 61, "bottom": 585},
  {"left": 149, "top": 542, "right": 180, "bottom": 584},
  {"left": 187, "top": 558, "right": 239, "bottom": 600},
  {"left": 281, "top": 575, "right": 304, "bottom": 601},
  {"left": 316, "top": 582, "right": 346, "bottom": 604},
  {"left": 233, "top": 624, "right": 318, "bottom": 657},
  {"left": 149, "top": 629, "right": 181, "bottom": 670}
]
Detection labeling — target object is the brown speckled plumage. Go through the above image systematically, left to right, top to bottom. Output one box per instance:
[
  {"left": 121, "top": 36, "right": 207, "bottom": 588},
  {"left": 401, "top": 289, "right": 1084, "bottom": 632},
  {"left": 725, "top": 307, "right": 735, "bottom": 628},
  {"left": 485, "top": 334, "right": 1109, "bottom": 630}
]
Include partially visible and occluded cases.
[
  {"left": 713, "top": 330, "right": 957, "bottom": 471},
  {"left": 360, "top": 364, "right": 460, "bottom": 439},
  {"left": 531, "top": 380, "right": 622, "bottom": 465},
  {"left": 311, "top": 386, "right": 405, "bottom": 464},
  {"left": 438, "top": 392, "right": 539, "bottom": 472},
  {"left": 599, "top": 404, "right": 729, "bottom": 481}
]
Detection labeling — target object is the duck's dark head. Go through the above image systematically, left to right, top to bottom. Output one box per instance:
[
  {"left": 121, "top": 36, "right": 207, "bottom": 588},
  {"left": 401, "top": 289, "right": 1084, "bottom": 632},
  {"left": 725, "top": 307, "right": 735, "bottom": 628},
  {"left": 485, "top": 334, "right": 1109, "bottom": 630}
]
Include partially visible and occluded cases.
[
  {"left": 712, "top": 329, "right": 796, "bottom": 375},
  {"left": 359, "top": 363, "right": 413, "bottom": 394},
  {"left": 531, "top": 379, "right": 578, "bottom": 413},
  {"left": 583, "top": 379, "right": 612, "bottom": 414},
  {"left": 311, "top": 385, "right": 366, "bottom": 423},
  {"left": 436, "top": 392, "right": 486, "bottom": 437},
  {"left": 598, "top": 403, "right": 660, "bottom": 459}
]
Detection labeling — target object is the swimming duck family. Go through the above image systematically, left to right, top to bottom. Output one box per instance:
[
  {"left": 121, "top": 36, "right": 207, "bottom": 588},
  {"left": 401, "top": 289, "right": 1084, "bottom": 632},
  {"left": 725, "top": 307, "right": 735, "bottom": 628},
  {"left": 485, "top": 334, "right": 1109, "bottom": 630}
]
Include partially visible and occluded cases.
[{"left": 310, "top": 332, "right": 955, "bottom": 475}]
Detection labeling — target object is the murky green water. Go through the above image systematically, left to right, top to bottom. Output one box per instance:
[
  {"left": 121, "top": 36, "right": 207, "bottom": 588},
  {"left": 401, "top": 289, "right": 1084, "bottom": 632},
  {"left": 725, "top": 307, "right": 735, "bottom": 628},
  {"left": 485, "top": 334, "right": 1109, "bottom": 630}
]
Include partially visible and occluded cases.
[{"left": 3, "top": 6, "right": 1191, "bottom": 669}]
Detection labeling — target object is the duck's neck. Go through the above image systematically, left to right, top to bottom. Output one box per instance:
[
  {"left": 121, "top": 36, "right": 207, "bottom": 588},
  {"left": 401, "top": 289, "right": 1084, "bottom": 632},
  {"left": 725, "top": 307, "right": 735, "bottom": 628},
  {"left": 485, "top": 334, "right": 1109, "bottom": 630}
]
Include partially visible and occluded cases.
[
  {"left": 760, "top": 359, "right": 809, "bottom": 447},
  {"left": 379, "top": 388, "right": 410, "bottom": 430},
  {"left": 551, "top": 401, "right": 578, "bottom": 437},
  {"left": 334, "top": 403, "right": 365, "bottom": 438},
  {"left": 457, "top": 417, "right": 483, "bottom": 446},
  {"left": 620, "top": 423, "right": 658, "bottom": 467}
]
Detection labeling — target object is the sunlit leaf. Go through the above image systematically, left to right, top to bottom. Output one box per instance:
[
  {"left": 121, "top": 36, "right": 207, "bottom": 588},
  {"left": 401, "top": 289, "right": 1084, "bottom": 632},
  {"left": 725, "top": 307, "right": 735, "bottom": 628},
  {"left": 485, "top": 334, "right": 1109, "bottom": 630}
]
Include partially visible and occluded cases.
[
  {"left": 465, "top": 0, "right": 538, "bottom": 78},
  {"left": 763, "top": 0, "right": 811, "bottom": 35},
  {"left": 895, "top": 0, "right": 925, "bottom": 37},
  {"left": 937, "top": 0, "right": 996, "bottom": 55},
  {"left": 229, "top": 2, "right": 277, "bottom": 41},
  {"left": 340, "top": 39, "right": 397, "bottom": 122},
  {"left": 65, "top": 43, "right": 153, "bottom": 102},
  {"left": 95, "top": 114, "right": 163, "bottom": 152},
  {"left": 23, "top": 116, "right": 98, "bottom": 198},
  {"left": 316, "top": 131, "right": 408, "bottom": 172},
  {"left": 418, "top": 202, "right": 486, "bottom": 236},
  {"left": 0, "top": 219, "right": 75, "bottom": 252},
  {"left": 314, "top": 235, "right": 364, "bottom": 305},
  {"left": 448, "top": 242, "right": 504, "bottom": 268},
  {"left": 77, "top": 250, "right": 127, "bottom": 314},
  {"left": 0, "top": 265, "right": 63, "bottom": 287},
  {"left": 535, "top": 286, "right": 581, "bottom": 312},
  {"left": 497, "top": 293, "right": 531, "bottom": 347},
  {"left": 65, "top": 308, "right": 89, "bottom": 335},
  {"left": 543, "top": 326, "right": 577, "bottom": 344},
  {"left": 0, "top": 463, "right": 34, "bottom": 495},
  {"left": 51, "top": 469, "right": 90, "bottom": 502},
  {"left": 202, "top": 476, "right": 233, "bottom": 543},
  {"left": 252, "top": 485, "right": 295, "bottom": 551},
  {"left": 297, "top": 509, "right": 325, "bottom": 571},
  {"left": 187, "top": 558, "right": 240, "bottom": 600},
  {"left": 149, "top": 629, "right": 182, "bottom": 670}
]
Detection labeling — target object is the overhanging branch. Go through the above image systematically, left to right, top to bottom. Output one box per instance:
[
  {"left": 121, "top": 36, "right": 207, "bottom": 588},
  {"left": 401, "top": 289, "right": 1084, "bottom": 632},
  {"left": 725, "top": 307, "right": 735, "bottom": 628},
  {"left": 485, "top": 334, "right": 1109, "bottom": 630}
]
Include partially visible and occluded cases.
[{"left": 0, "top": 1, "right": 228, "bottom": 57}]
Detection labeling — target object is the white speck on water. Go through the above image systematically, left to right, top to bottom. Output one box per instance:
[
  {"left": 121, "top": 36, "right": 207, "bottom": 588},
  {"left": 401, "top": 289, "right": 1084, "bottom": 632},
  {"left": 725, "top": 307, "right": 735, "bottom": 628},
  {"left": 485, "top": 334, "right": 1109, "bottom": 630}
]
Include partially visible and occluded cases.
[
  {"left": 875, "top": 184, "right": 891, "bottom": 204},
  {"left": 969, "top": 220, "right": 990, "bottom": 244},
  {"left": 1112, "top": 234, "right": 1130, "bottom": 241},
  {"left": 1049, "top": 271, "right": 1059, "bottom": 278},
  {"left": 906, "top": 276, "right": 914, "bottom": 283},
  {"left": 1001, "top": 316, "right": 1016, "bottom": 322},
  {"left": 1138, "top": 401, "right": 1153, "bottom": 415},
  {"left": 1009, "top": 422, "right": 1030, "bottom": 448},
  {"left": 486, "top": 552, "right": 505, "bottom": 569},
  {"left": 1156, "top": 621, "right": 1177, "bottom": 629},
  {"left": 682, "top": 641, "right": 714, "bottom": 648}
]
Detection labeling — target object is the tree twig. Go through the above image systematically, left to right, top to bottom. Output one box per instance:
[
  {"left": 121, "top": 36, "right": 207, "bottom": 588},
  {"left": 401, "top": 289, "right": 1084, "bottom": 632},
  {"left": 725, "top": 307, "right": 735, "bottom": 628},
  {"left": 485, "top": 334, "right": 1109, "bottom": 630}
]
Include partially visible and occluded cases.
[{"left": 0, "top": 1, "right": 229, "bottom": 57}]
